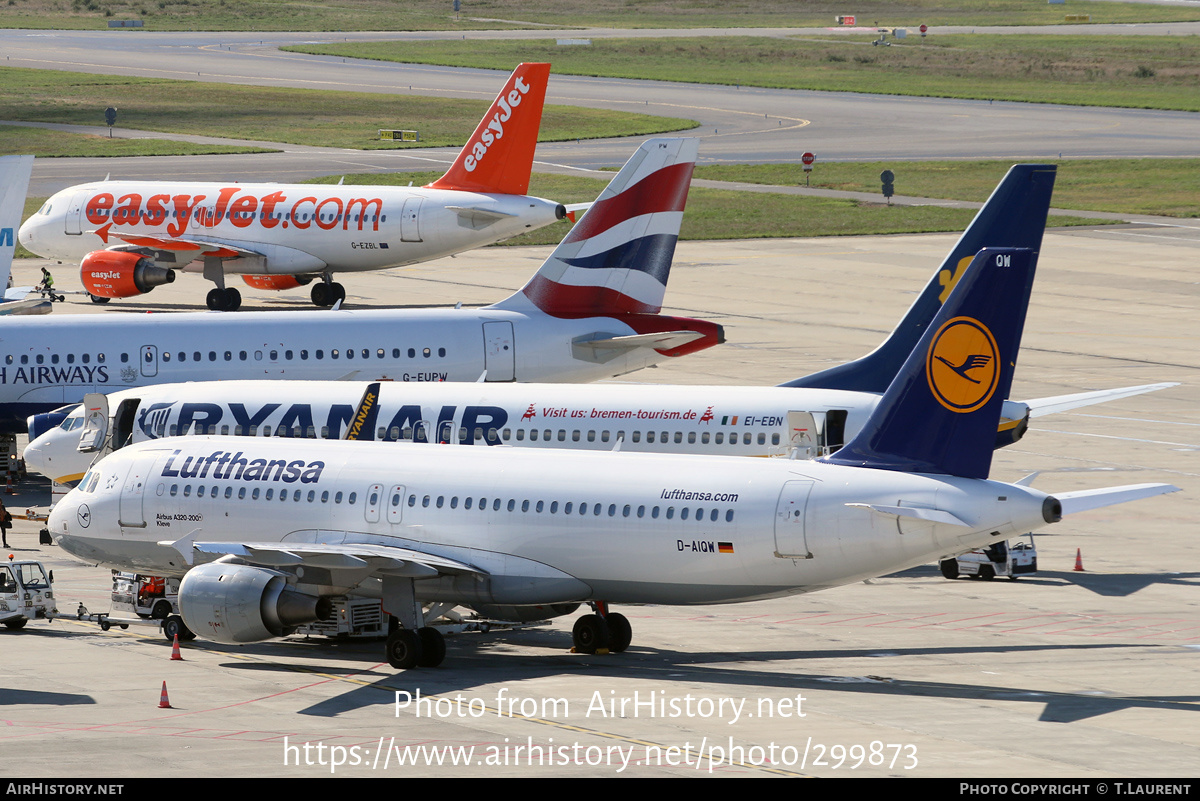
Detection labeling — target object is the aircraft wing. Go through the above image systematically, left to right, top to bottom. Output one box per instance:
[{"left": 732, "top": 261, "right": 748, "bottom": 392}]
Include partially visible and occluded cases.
[
  {"left": 99, "top": 229, "right": 263, "bottom": 261},
  {"left": 1024, "top": 382, "right": 1179, "bottom": 418},
  {"left": 178, "top": 538, "right": 484, "bottom": 579}
]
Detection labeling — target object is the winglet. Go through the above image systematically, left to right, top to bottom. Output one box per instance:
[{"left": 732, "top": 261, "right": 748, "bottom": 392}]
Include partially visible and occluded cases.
[
  {"left": 426, "top": 63, "right": 550, "bottom": 196},
  {"left": 1, "top": 155, "right": 34, "bottom": 296},
  {"left": 784, "top": 164, "right": 1056, "bottom": 393},
  {"left": 822, "top": 247, "right": 1037, "bottom": 480},
  {"left": 344, "top": 382, "right": 381, "bottom": 441}
]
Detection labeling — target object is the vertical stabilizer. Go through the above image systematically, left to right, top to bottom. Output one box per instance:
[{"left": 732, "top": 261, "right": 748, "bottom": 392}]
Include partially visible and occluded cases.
[
  {"left": 426, "top": 63, "right": 550, "bottom": 196},
  {"left": 492, "top": 137, "right": 697, "bottom": 317},
  {"left": 0, "top": 155, "right": 34, "bottom": 293},
  {"left": 784, "top": 164, "right": 1055, "bottom": 392},
  {"left": 822, "top": 247, "right": 1037, "bottom": 480}
]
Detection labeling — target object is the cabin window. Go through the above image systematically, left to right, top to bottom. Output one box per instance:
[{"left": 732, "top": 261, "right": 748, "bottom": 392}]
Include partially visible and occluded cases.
[
  {"left": 572, "top": 430, "right": 580, "bottom": 442},
  {"left": 587, "top": 431, "right": 596, "bottom": 443},
  {"left": 631, "top": 431, "right": 641, "bottom": 443},
  {"left": 715, "top": 433, "right": 724, "bottom": 444},
  {"left": 266, "top": 489, "right": 274, "bottom": 500},
  {"left": 436, "top": 496, "right": 444, "bottom": 508},
  {"left": 450, "top": 496, "right": 458, "bottom": 509},
  {"left": 507, "top": 499, "right": 516, "bottom": 512},
  {"left": 521, "top": 500, "right": 530, "bottom": 512},
  {"left": 564, "top": 502, "right": 573, "bottom": 514},
  {"left": 622, "top": 505, "right": 631, "bottom": 517},
  {"left": 638, "top": 505, "right": 646, "bottom": 518},
  {"left": 666, "top": 507, "right": 674, "bottom": 519},
  {"left": 681, "top": 508, "right": 689, "bottom": 520},
  {"left": 726, "top": 510, "right": 735, "bottom": 522}
]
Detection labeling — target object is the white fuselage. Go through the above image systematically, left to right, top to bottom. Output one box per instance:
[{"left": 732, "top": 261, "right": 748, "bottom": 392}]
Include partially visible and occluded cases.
[
  {"left": 19, "top": 181, "right": 563, "bottom": 277},
  {"left": 0, "top": 305, "right": 698, "bottom": 434},
  {"left": 24, "top": 380, "right": 878, "bottom": 485},
  {"left": 49, "top": 437, "right": 1053, "bottom": 606}
]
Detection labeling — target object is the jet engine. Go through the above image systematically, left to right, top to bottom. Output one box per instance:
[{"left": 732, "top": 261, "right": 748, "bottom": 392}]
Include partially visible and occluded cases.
[
  {"left": 80, "top": 251, "right": 175, "bottom": 299},
  {"left": 242, "top": 274, "right": 312, "bottom": 291},
  {"left": 178, "top": 562, "right": 332, "bottom": 644},
  {"left": 471, "top": 603, "right": 580, "bottom": 624}
]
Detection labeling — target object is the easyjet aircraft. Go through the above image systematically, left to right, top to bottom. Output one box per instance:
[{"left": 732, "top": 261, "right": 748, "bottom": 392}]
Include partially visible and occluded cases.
[{"left": 18, "top": 64, "right": 570, "bottom": 311}]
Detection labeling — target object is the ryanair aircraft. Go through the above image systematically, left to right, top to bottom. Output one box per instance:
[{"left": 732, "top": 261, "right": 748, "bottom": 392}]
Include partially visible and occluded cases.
[
  {"left": 0, "top": 138, "right": 722, "bottom": 435},
  {"left": 47, "top": 247, "right": 1179, "bottom": 669}
]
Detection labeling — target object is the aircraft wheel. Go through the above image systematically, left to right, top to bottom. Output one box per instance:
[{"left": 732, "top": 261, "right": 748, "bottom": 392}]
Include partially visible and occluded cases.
[
  {"left": 330, "top": 282, "right": 346, "bottom": 305},
  {"left": 310, "top": 283, "right": 330, "bottom": 307},
  {"left": 206, "top": 288, "right": 224, "bottom": 310},
  {"left": 225, "top": 288, "right": 241, "bottom": 311},
  {"left": 88, "top": 293, "right": 111, "bottom": 304},
  {"left": 939, "top": 559, "right": 959, "bottom": 579},
  {"left": 979, "top": 565, "right": 996, "bottom": 581},
  {"left": 605, "top": 613, "right": 632, "bottom": 653},
  {"left": 572, "top": 614, "right": 610, "bottom": 654},
  {"left": 163, "top": 615, "right": 192, "bottom": 642},
  {"left": 4, "top": 618, "right": 28, "bottom": 630},
  {"left": 417, "top": 627, "right": 446, "bottom": 667},
  {"left": 386, "top": 629, "right": 423, "bottom": 669}
]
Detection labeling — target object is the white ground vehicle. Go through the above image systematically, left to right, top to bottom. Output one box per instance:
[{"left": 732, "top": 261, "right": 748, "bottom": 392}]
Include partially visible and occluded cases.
[
  {"left": 940, "top": 536, "right": 1038, "bottom": 581},
  {"left": 0, "top": 558, "right": 57, "bottom": 629},
  {"left": 110, "top": 572, "right": 194, "bottom": 641}
]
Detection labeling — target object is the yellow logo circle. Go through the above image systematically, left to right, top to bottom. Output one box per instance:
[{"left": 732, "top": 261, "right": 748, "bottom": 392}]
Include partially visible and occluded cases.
[{"left": 926, "top": 316, "right": 1000, "bottom": 413}]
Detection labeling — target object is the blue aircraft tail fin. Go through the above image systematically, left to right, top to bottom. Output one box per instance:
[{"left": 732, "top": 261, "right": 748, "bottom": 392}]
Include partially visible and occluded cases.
[
  {"left": 783, "top": 164, "right": 1055, "bottom": 393},
  {"left": 821, "top": 247, "right": 1036, "bottom": 480}
]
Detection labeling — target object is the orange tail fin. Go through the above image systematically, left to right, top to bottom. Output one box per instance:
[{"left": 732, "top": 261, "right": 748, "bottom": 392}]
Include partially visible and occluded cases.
[{"left": 426, "top": 63, "right": 549, "bottom": 196}]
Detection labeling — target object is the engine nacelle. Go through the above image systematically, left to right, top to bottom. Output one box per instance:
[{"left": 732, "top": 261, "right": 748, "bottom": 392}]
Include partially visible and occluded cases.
[
  {"left": 80, "top": 251, "right": 175, "bottom": 299},
  {"left": 242, "top": 274, "right": 312, "bottom": 291},
  {"left": 178, "top": 563, "right": 332, "bottom": 644},
  {"left": 471, "top": 603, "right": 580, "bottom": 624}
]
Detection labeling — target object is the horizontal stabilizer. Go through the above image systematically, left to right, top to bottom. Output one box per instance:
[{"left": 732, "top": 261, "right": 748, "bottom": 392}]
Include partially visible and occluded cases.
[
  {"left": 446, "top": 205, "right": 517, "bottom": 228},
  {"left": 573, "top": 329, "right": 705, "bottom": 362},
  {"left": 1025, "top": 383, "right": 1179, "bottom": 418},
  {"left": 1055, "top": 483, "right": 1180, "bottom": 516},
  {"left": 846, "top": 503, "right": 971, "bottom": 527}
]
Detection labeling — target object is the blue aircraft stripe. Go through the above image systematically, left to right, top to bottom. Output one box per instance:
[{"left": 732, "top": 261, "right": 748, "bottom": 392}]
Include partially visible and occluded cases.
[{"left": 560, "top": 233, "right": 678, "bottom": 285}]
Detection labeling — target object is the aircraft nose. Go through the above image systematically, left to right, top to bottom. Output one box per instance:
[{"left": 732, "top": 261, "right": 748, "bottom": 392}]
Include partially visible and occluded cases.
[
  {"left": 17, "top": 215, "right": 37, "bottom": 248},
  {"left": 22, "top": 438, "right": 48, "bottom": 476}
]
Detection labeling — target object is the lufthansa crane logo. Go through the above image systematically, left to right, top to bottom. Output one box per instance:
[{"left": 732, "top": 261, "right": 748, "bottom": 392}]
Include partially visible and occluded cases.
[{"left": 926, "top": 316, "right": 1000, "bottom": 413}]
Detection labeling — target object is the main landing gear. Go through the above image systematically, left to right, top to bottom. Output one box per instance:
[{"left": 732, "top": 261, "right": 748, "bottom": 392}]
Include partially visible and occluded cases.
[
  {"left": 310, "top": 280, "right": 346, "bottom": 308},
  {"left": 206, "top": 287, "right": 242, "bottom": 311},
  {"left": 572, "top": 602, "right": 632, "bottom": 655},
  {"left": 386, "top": 623, "right": 446, "bottom": 669}
]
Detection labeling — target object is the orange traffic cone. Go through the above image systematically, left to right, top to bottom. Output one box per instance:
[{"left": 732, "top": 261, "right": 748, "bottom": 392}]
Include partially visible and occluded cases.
[
  {"left": 5, "top": 473, "right": 13, "bottom": 494},
  {"left": 1074, "top": 548, "right": 1085, "bottom": 572},
  {"left": 170, "top": 634, "right": 183, "bottom": 661},
  {"left": 158, "top": 681, "right": 172, "bottom": 709}
]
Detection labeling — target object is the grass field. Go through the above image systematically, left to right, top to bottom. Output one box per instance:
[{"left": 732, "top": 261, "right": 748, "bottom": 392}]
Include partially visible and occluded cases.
[
  {"left": 1, "top": 0, "right": 1196, "bottom": 32},
  {"left": 288, "top": 34, "right": 1200, "bottom": 112},
  {"left": 0, "top": 66, "right": 693, "bottom": 151},
  {"left": 0, "top": 124, "right": 275, "bottom": 157},
  {"left": 694, "top": 159, "right": 1200, "bottom": 218}
]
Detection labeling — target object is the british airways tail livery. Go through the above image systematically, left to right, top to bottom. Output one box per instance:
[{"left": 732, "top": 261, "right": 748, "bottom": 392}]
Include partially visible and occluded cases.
[
  {"left": 18, "top": 64, "right": 568, "bottom": 311},
  {"left": 0, "top": 137, "right": 722, "bottom": 435},
  {"left": 783, "top": 164, "right": 1057, "bottom": 394},
  {"left": 47, "top": 243, "right": 1178, "bottom": 669}
]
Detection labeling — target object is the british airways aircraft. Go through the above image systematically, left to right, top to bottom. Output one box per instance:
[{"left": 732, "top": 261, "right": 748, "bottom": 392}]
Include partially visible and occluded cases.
[
  {"left": 18, "top": 64, "right": 571, "bottom": 311},
  {"left": 0, "top": 138, "right": 722, "bottom": 435},
  {"left": 46, "top": 247, "right": 1179, "bottom": 669}
]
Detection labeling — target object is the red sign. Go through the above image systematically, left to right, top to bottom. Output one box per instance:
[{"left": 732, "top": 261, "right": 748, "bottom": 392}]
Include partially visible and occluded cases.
[
  {"left": 920, "top": 24, "right": 928, "bottom": 33},
  {"left": 801, "top": 152, "right": 815, "bottom": 167}
]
